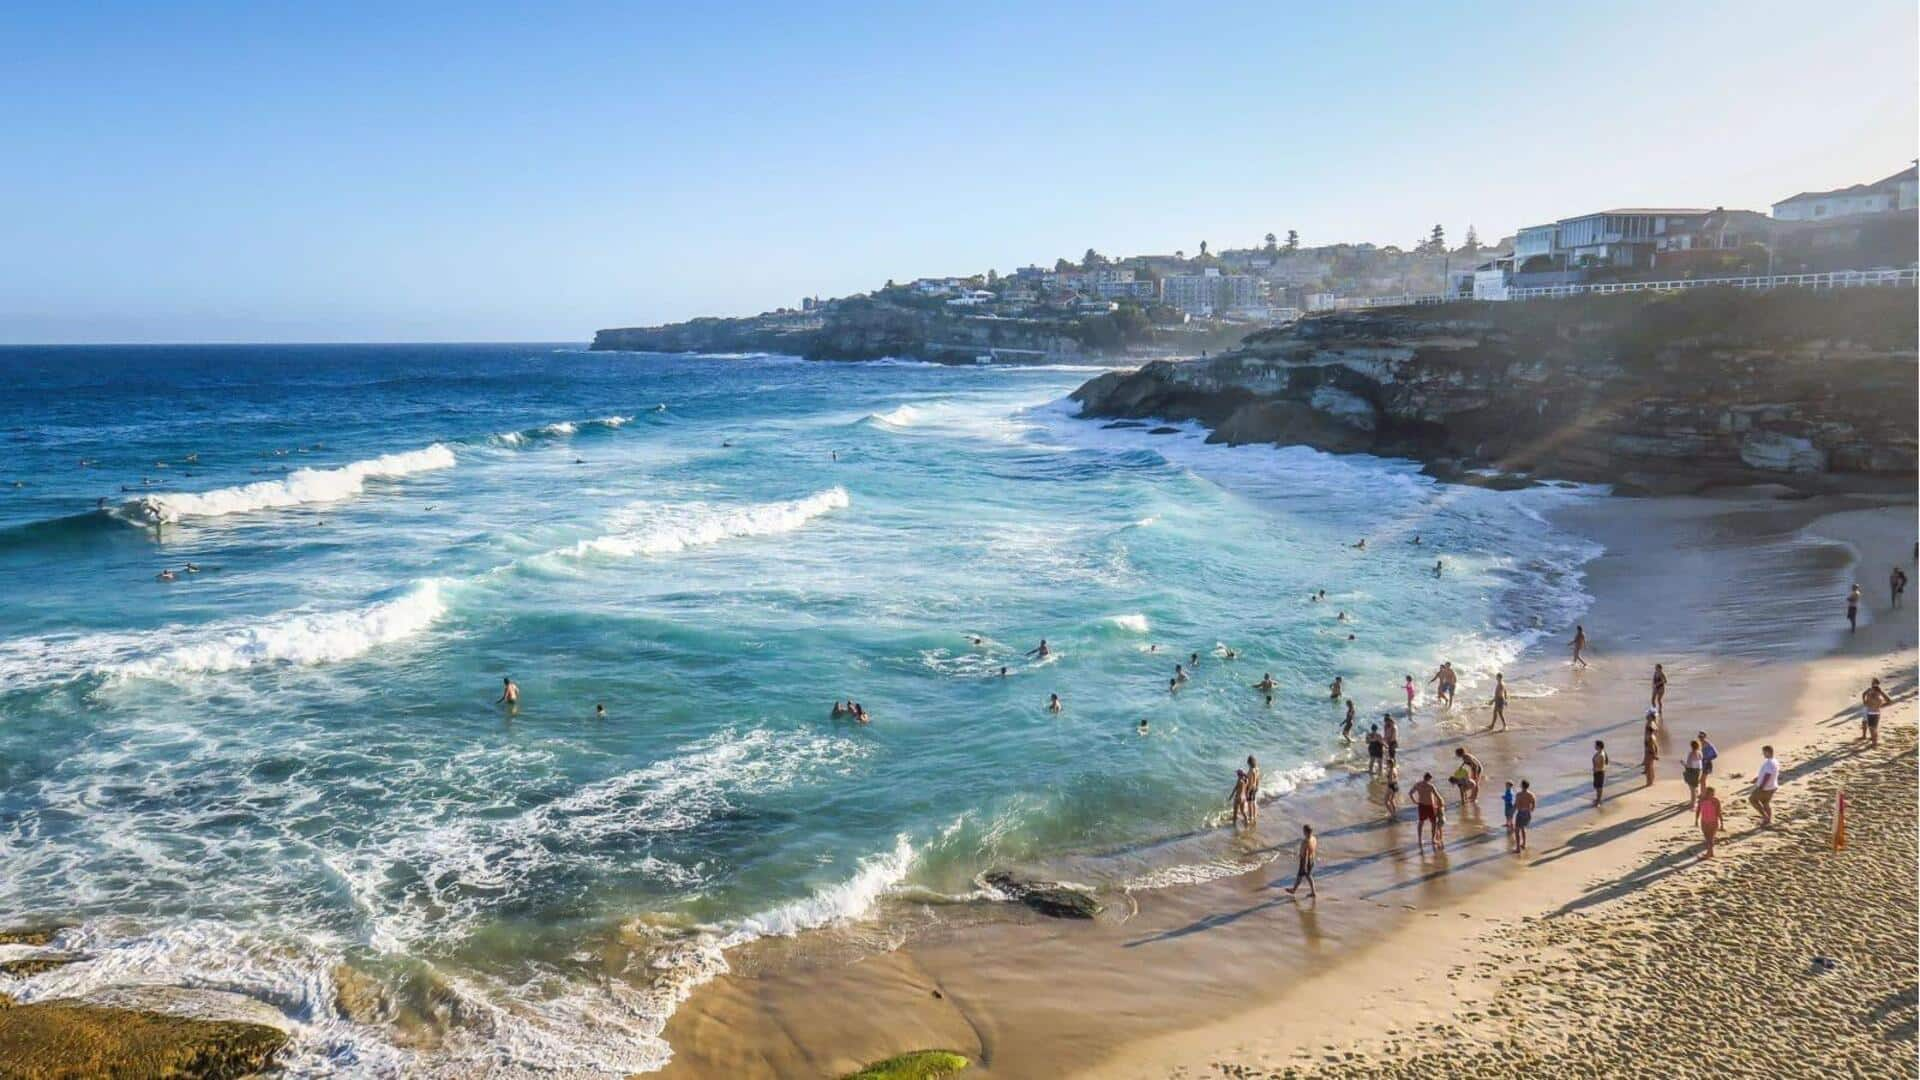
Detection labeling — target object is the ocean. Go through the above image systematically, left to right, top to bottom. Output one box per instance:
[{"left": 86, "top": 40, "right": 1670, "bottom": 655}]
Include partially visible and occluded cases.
[{"left": 0, "top": 344, "right": 1601, "bottom": 1074}]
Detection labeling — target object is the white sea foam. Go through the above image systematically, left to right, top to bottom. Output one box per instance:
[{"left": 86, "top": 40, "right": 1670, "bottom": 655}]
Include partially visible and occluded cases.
[
  {"left": 490, "top": 415, "right": 633, "bottom": 446},
  {"left": 122, "top": 444, "right": 456, "bottom": 523},
  {"left": 548, "top": 488, "right": 849, "bottom": 562},
  {"left": 0, "top": 582, "right": 448, "bottom": 686},
  {"left": 1105, "top": 613, "right": 1151, "bottom": 634}
]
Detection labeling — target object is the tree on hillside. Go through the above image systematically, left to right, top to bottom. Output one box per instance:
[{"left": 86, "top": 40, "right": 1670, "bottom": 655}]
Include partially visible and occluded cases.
[
  {"left": 1425, "top": 224, "right": 1446, "bottom": 254},
  {"left": 1462, "top": 226, "right": 1480, "bottom": 257},
  {"left": 1285, "top": 229, "right": 1299, "bottom": 251},
  {"left": 1264, "top": 232, "right": 1278, "bottom": 252},
  {"left": 1198, "top": 240, "right": 1210, "bottom": 258},
  {"left": 1083, "top": 248, "right": 1107, "bottom": 268},
  {"left": 1174, "top": 250, "right": 1185, "bottom": 261},
  {"left": 1055, "top": 257, "right": 1076, "bottom": 273},
  {"left": 986, "top": 268, "right": 999, "bottom": 286}
]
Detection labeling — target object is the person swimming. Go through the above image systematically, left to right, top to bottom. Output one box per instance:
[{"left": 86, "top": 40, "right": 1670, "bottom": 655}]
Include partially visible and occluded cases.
[
  {"left": 1352, "top": 538, "right": 1366, "bottom": 549},
  {"left": 1433, "top": 559, "right": 1443, "bottom": 577},
  {"left": 184, "top": 563, "right": 200, "bottom": 573},
  {"left": 155, "top": 569, "right": 176, "bottom": 582},
  {"left": 1026, "top": 639, "right": 1050, "bottom": 659},
  {"left": 1220, "top": 646, "right": 1239, "bottom": 659},
  {"left": 1174, "top": 663, "right": 1189, "bottom": 683},
  {"left": 998, "top": 666, "right": 1009, "bottom": 678},
  {"left": 1254, "top": 673, "right": 1278, "bottom": 692},
  {"left": 1329, "top": 675, "right": 1343, "bottom": 700},
  {"left": 497, "top": 676, "right": 519, "bottom": 709},
  {"left": 1168, "top": 677, "right": 1179, "bottom": 693},
  {"left": 1047, "top": 693, "right": 1063, "bottom": 713},
  {"left": 831, "top": 701, "right": 850, "bottom": 718},
  {"left": 594, "top": 703, "right": 607, "bottom": 719},
  {"left": 853, "top": 703, "right": 871, "bottom": 724},
  {"left": 1138, "top": 717, "right": 1150, "bottom": 734}
]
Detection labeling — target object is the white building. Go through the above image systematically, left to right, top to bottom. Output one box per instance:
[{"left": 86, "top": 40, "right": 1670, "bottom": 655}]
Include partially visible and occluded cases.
[
  {"left": 1772, "top": 166, "right": 1919, "bottom": 221},
  {"left": 1161, "top": 268, "right": 1263, "bottom": 316}
]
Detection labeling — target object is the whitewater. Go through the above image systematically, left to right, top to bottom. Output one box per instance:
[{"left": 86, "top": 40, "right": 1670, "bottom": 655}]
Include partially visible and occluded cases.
[{"left": 0, "top": 343, "right": 1602, "bottom": 1075}]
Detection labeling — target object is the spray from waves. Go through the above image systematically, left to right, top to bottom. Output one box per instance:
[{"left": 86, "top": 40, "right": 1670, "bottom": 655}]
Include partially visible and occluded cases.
[
  {"left": 487, "top": 415, "right": 633, "bottom": 447},
  {"left": 120, "top": 444, "right": 456, "bottom": 524},
  {"left": 544, "top": 488, "right": 849, "bottom": 563},
  {"left": 0, "top": 581, "right": 448, "bottom": 688},
  {"left": 1104, "top": 613, "right": 1151, "bottom": 634}
]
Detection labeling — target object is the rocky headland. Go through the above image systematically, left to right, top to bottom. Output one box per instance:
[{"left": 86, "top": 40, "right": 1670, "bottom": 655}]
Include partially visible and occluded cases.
[
  {"left": 1070, "top": 288, "right": 1917, "bottom": 494},
  {"left": 592, "top": 295, "right": 1254, "bottom": 363}
]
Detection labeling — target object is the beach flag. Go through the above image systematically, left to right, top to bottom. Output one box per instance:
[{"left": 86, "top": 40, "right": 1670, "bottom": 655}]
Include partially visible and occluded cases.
[{"left": 1833, "top": 789, "right": 1848, "bottom": 851}]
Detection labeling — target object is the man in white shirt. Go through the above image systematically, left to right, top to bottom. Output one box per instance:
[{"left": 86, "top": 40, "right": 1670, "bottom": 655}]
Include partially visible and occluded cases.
[{"left": 1749, "top": 745, "right": 1781, "bottom": 826}]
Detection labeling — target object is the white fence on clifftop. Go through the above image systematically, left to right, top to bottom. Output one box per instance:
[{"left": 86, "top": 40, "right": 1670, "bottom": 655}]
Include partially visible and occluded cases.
[{"left": 1332, "top": 268, "right": 1918, "bottom": 310}]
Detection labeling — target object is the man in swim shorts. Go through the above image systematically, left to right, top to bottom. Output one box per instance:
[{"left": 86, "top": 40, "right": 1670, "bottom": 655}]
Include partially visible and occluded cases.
[
  {"left": 1862, "top": 678, "right": 1892, "bottom": 746},
  {"left": 1591, "top": 739, "right": 1608, "bottom": 805},
  {"left": 1410, "top": 773, "right": 1444, "bottom": 853},
  {"left": 1512, "top": 780, "right": 1536, "bottom": 852},
  {"left": 1284, "top": 824, "right": 1317, "bottom": 897}
]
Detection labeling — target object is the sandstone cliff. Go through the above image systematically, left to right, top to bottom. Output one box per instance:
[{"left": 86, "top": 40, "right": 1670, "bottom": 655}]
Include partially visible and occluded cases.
[{"left": 1070, "top": 289, "right": 1917, "bottom": 494}]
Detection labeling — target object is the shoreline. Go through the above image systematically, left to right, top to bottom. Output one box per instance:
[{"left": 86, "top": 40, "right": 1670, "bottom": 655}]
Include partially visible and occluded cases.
[{"left": 652, "top": 488, "right": 1914, "bottom": 1078}]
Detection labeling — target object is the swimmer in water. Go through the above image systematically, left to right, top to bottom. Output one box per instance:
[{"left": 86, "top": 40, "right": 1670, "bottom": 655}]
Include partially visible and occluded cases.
[
  {"left": 830, "top": 450, "right": 838, "bottom": 461},
  {"left": 1412, "top": 534, "right": 1421, "bottom": 545},
  {"left": 1352, "top": 538, "right": 1366, "bottom": 549},
  {"left": 1433, "top": 560, "right": 1444, "bottom": 577},
  {"left": 184, "top": 563, "right": 200, "bottom": 573},
  {"left": 156, "top": 569, "right": 176, "bottom": 582},
  {"left": 1337, "top": 610, "right": 1348, "bottom": 621},
  {"left": 970, "top": 635, "right": 985, "bottom": 646},
  {"left": 1026, "top": 639, "right": 1050, "bottom": 659},
  {"left": 1221, "top": 646, "right": 1238, "bottom": 660},
  {"left": 1173, "top": 663, "right": 1189, "bottom": 683},
  {"left": 998, "top": 666, "right": 1009, "bottom": 678},
  {"left": 1254, "top": 673, "right": 1278, "bottom": 692},
  {"left": 1329, "top": 675, "right": 1343, "bottom": 700},
  {"left": 497, "top": 676, "right": 519, "bottom": 710},
  {"left": 1169, "top": 677, "right": 1179, "bottom": 694},
  {"left": 1048, "top": 693, "right": 1063, "bottom": 713},
  {"left": 831, "top": 701, "right": 849, "bottom": 718},
  {"left": 595, "top": 703, "right": 607, "bottom": 720},
  {"left": 853, "top": 703, "right": 871, "bottom": 724},
  {"left": 1138, "top": 717, "right": 1150, "bottom": 734}
]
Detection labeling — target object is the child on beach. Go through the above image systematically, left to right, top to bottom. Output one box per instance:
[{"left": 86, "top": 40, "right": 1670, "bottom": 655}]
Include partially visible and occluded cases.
[
  {"left": 1404, "top": 674, "right": 1416, "bottom": 714},
  {"left": 1683, "top": 739, "right": 1704, "bottom": 807},
  {"left": 1591, "top": 740, "right": 1609, "bottom": 806},
  {"left": 1501, "top": 781, "right": 1516, "bottom": 833},
  {"left": 1697, "top": 785, "right": 1722, "bottom": 857}
]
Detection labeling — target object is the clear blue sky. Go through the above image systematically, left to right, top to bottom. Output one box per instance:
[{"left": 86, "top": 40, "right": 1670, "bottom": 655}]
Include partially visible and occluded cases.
[{"left": 3, "top": 0, "right": 1914, "bottom": 343}]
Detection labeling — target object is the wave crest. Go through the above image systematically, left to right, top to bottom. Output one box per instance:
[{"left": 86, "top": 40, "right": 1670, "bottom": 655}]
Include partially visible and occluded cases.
[{"left": 121, "top": 444, "right": 455, "bottom": 523}]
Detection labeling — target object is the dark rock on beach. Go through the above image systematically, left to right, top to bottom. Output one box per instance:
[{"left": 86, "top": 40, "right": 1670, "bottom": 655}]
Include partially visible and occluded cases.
[
  {"left": 1071, "top": 288, "right": 1917, "bottom": 495},
  {"left": 982, "top": 870, "right": 1103, "bottom": 919},
  {"left": 0, "top": 997, "right": 288, "bottom": 1079}
]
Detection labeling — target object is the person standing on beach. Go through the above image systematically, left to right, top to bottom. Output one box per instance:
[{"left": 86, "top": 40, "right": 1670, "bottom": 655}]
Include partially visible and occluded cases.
[
  {"left": 1891, "top": 566, "right": 1907, "bottom": 608},
  {"left": 1847, "top": 584, "right": 1861, "bottom": 633},
  {"left": 1570, "top": 625, "right": 1590, "bottom": 668},
  {"left": 1427, "top": 663, "right": 1455, "bottom": 706},
  {"left": 1651, "top": 663, "right": 1668, "bottom": 717},
  {"left": 1487, "top": 673, "right": 1509, "bottom": 732},
  {"left": 1404, "top": 674, "right": 1417, "bottom": 715},
  {"left": 1862, "top": 677, "right": 1893, "bottom": 746},
  {"left": 1341, "top": 698, "right": 1356, "bottom": 743},
  {"left": 1641, "top": 712, "right": 1660, "bottom": 787},
  {"left": 1383, "top": 713, "right": 1400, "bottom": 761},
  {"left": 1366, "top": 724, "right": 1385, "bottom": 776},
  {"left": 1698, "top": 731, "right": 1718, "bottom": 780},
  {"left": 1683, "top": 739, "right": 1704, "bottom": 808},
  {"left": 1591, "top": 740, "right": 1609, "bottom": 805},
  {"left": 1750, "top": 745, "right": 1781, "bottom": 827},
  {"left": 1243, "top": 755, "right": 1261, "bottom": 824},
  {"left": 1384, "top": 756, "right": 1401, "bottom": 816},
  {"left": 1230, "top": 768, "right": 1250, "bottom": 827},
  {"left": 1411, "top": 773, "right": 1445, "bottom": 852},
  {"left": 1501, "top": 780, "right": 1516, "bottom": 834},
  {"left": 1513, "top": 780, "right": 1536, "bottom": 852},
  {"left": 1697, "top": 785, "right": 1723, "bottom": 857},
  {"left": 1285, "top": 824, "right": 1318, "bottom": 897}
]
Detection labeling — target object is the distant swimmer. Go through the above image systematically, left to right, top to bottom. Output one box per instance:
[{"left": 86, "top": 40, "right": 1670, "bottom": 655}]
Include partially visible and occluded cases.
[
  {"left": 722, "top": 440, "right": 732, "bottom": 447},
  {"left": 830, "top": 450, "right": 838, "bottom": 461},
  {"left": 573, "top": 458, "right": 586, "bottom": 464},
  {"left": 1411, "top": 534, "right": 1421, "bottom": 545},
  {"left": 1352, "top": 538, "right": 1366, "bottom": 550},
  {"left": 1433, "top": 560, "right": 1444, "bottom": 577},
  {"left": 184, "top": 563, "right": 201, "bottom": 574},
  {"left": 155, "top": 569, "right": 176, "bottom": 582},
  {"left": 1336, "top": 610, "right": 1348, "bottom": 622},
  {"left": 1570, "top": 624, "right": 1591, "bottom": 667},
  {"left": 1346, "top": 633, "right": 1355, "bottom": 641},
  {"left": 970, "top": 635, "right": 985, "bottom": 646},
  {"left": 1026, "top": 639, "right": 1050, "bottom": 659},
  {"left": 1220, "top": 646, "right": 1239, "bottom": 660},
  {"left": 1189, "top": 652, "right": 1201, "bottom": 668},
  {"left": 1174, "top": 663, "right": 1189, "bottom": 683},
  {"left": 998, "top": 666, "right": 1010, "bottom": 678},
  {"left": 1254, "top": 673, "right": 1278, "bottom": 692},
  {"left": 1328, "top": 675, "right": 1343, "bottom": 700},
  {"left": 496, "top": 676, "right": 520, "bottom": 712},
  {"left": 1168, "top": 677, "right": 1180, "bottom": 694},
  {"left": 1048, "top": 693, "right": 1063, "bottom": 713},
  {"left": 1341, "top": 698, "right": 1356, "bottom": 742},
  {"left": 831, "top": 701, "right": 850, "bottom": 718},
  {"left": 595, "top": 703, "right": 607, "bottom": 719},
  {"left": 853, "top": 703, "right": 871, "bottom": 725},
  {"left": 1138, "top": 717, "right": 1150, "bottom": 734}
]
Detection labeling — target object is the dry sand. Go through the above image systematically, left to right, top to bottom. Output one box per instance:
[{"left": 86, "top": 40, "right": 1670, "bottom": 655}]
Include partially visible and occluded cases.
[{"left": 657, "top": 492, "right": 1917, "bottom": 1079}]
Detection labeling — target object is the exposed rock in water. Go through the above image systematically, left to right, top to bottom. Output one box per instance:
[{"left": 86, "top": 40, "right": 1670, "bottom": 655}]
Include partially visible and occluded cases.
[
  {"left": 1070, "top": 289, "right": 1918, "bottom": 495},
  {"left": 982, "top": 870, "right": 1102, "bottom": 919},
  {"left": 0, "top": 926, "right": 73, "bottom": 948},
  {"left": 0, "top": 953, "right": 88, "bottom": 978},
  {"left": 0, "top": 997, "right": 287, "bottom": 1079}
]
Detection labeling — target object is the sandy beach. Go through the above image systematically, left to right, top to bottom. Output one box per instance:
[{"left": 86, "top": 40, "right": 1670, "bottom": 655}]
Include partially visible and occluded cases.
[{"left": 656, "top": 489, "right": 1917, "bottom": 1079}]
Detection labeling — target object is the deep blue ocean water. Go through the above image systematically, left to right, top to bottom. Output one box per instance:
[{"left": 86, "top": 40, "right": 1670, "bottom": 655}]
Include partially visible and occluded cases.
[{"left": 0, "top": 344, "right": 1599, "bottom": 1074}]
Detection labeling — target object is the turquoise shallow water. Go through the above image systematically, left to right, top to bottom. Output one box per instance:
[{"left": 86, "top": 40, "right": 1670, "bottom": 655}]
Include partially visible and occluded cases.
[{"left": 0, "top": 344, "right": 1599, "bottom": 1074}]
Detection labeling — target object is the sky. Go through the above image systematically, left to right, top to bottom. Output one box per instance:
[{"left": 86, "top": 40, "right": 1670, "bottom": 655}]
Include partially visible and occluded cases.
[{"left": 2, "top": 1, "right": 1915, "bottom": 343}]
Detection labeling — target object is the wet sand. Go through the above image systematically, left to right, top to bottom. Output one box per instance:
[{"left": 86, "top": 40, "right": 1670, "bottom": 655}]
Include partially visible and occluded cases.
[{"left": 655, "top": 491, "right": 1916, "bottom": 1079}]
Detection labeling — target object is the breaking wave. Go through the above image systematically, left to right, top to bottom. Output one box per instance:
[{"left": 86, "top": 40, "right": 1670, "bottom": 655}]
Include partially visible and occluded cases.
[
  {"left": 119, "top": 445, "right": 456, "bottom": 524},
  {"left": 546, "top": 488, "right": 850, "bottom": 562}
]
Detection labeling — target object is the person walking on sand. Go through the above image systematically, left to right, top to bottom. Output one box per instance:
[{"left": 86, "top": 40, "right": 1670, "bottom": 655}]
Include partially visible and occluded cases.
[
  {"left": 1847, "top": 584, "right": 1861, "bottom": 633},
  {"left": 1570, "top": 625, "right": 1590, "bottom": 668},
  {"left": 1651, "top": 663, "right": 1668, "bottom": 717},
  {"left": 1487, "top": 673, "right": 1510, "bottom": 732},
  {"left": 1862, "top": 677, "right": 1892, "bottom": 746},
  {"left": 1341, "top": 698, "right": 1356, "bottom": 743},
  {"left": 1642, "top": 711, "right": 1660, "bottom": 787},
  {"left": 1366, "top": 724, "right": 1385, "bottom": 776},
  {"left": 1699, "top": 731, "right": 1718, "bottom": 780},
  {"left": 1683, "top": 739, "right": 1704, "bottom": 808},
  {"left": 1591, "top": 740, "right": 1609, "bottom": 806},
  {"left": 1750, "top": 745, "right": 1781, "bottom": 827},
  {"left": 1411, "top": 773, "right": 1446, "bottom": 852},
  {"left": 1513, "top": 780, "right": 1536, "bottom": 852},
  {"left": 1697, "top": 784, "right": 1723, "bottom": 857},
  {"left": 1285, "top": 824, "right": 1318, "bottom": 897}
]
